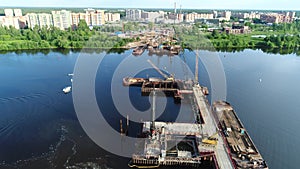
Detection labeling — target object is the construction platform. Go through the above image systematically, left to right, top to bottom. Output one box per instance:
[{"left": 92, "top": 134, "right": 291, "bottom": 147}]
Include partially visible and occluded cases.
[
  {"left": 123, "top": 77, "right": 194, "bottom": 103},
  {"left": 130, "top": 122, "right": 216, "bottom": 168}
]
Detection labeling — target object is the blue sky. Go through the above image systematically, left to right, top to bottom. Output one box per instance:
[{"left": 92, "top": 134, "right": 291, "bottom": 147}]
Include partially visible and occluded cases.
[{"left": 1, "top": 0, "right": 300, "bottom": 10}]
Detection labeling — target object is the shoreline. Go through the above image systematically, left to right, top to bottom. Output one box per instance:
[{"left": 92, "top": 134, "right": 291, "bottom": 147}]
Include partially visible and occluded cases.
[{"left": 1, "top": 46, "right": 299, "bottom": 56}]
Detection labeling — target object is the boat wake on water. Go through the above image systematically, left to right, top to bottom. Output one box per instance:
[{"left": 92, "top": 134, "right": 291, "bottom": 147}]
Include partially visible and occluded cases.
[{"left": 0, "top": 93, "right": 46, "bottom": 104}]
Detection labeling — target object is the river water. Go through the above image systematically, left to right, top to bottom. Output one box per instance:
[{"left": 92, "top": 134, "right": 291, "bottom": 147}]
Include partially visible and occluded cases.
[{"left": 0, "top": 49, "right": 299, "bottom": 169}]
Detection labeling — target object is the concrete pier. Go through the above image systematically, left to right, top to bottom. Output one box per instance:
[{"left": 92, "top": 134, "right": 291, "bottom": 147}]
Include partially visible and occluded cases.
[{"left": 193, "top": 85, "right": 234, "bottom": 169}]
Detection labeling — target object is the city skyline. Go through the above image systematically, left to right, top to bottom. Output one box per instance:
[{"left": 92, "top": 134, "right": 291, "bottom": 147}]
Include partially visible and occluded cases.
[{"left": 1, "top": 0, "right": 300, "bottom": 10}]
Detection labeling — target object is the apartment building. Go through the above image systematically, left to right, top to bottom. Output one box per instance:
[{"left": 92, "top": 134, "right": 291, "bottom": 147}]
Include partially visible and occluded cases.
[
  {"left": 84, "top": 8, "right": 105, "bottom": 26},
  {"left": 1, "top": 9, "right": 25, "bottom": 29},
  {"left": 4, "top": 9, "right": 14, "bottom": 17},
  {"left": 14, "top": 9, "right": 23, "bottom": 17},
  {"left": 126, "top": 9, "right": 142, "bottom": 21},
  {"left": 52, "top": 10, "right": 72, "bottom": 30},
  {"left": 141, "top": 11, "right": 163, "bottom": 22},
  {"left": 185, "top": 12, "right": 214, "bottom": 22},
  {"left": 260, "top": 12, "right": 295, "bottom": 23},
  {"left": 26, "top": 13, "right": 53, "bottom": 28},
  {"left": 26, "top": 13, "right": 39, "bottom": 28},
  {"left": 38, "top": 13, "right": 53, "bottom": 28},
  {"left": 71, "top": 13, "right": 87, "bottom": 28},
  {"left": 105, "top": 13, "right": 121, "bottom": 22},
  {"left": 0, "top": 16, "right": 20, "bottom": 29}
]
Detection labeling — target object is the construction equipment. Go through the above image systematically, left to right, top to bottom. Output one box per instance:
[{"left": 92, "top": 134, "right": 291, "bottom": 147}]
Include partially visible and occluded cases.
[
  {"left": 147, "top": 59, "right": 174, "bottom": 81},
  {"left": 202, "top": 132, "right": 219, "bottom": 146}
]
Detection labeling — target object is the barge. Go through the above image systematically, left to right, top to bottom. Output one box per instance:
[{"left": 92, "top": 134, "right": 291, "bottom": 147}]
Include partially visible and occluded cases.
[
  {"left": 132, "top": 46, "right": 146, "bottom": 56},
  {"left": 213, "top": 101, "right": 268, "bottom": 169}
]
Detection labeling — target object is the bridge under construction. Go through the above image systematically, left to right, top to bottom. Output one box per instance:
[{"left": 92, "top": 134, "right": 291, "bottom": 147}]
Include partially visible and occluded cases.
[{"left": 124, "top": 50, "right": 268, "bottom": 169}]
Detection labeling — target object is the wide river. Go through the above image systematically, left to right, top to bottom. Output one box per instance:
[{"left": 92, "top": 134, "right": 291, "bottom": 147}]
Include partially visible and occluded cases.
[{"left": 0, "top": 48, "right": 299, "bottom": 169}]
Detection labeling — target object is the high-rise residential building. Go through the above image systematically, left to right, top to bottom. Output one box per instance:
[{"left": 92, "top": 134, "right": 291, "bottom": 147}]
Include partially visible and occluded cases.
[
  {"left": 0, "top": 8, "right": 25, "bottom": 29},
  {"left": 5, "top": 8, "right": 22, "bottom": 17},
  {"left": 84, "top": 8, "right": 95, "bottom": 24},
  {"left": 1, "top": 9, "right": 24, "bottom": 29},
  {"left": 4, "top": 9, "right": 14, "bottom": 17},
  {"left": 14, "top": 9, "right": 22, "bottom": 17},
  {"left": 85, "top": 9, "right": 105, "bottom": 26},
  {"left": 126, "top": 9, "right": 142, "bottom": 21},
  {"left": 51, "top": 10, "right": 72, "bottom": 30},
  {"left": 60, "top": 10, "right": 72, "bottom": 29},
  {"left": 94, "top": 10, "right": 105, "bottom": 25},
  {"left": 51, "top": 11, "right": 62, "bottom": 29},
  {"left": 141, "top": 11, "right": 162, "bottom": 22},
  {"left": 213, "top": 11, "right": 218, "bottom": 19},
  {"left": 216, "top": 11, "right": 231, "bottom": 21},
  {"left": 224, "top": 11, "right": 232, "bottom": 21},
  {"left": 232, "top": 11, "right": 261, "bottom": 20},
  {"left": 284, "top": 11, "right": 296, "bottom": 22},
  {"left": 185, "top": 12, "right": 214, "bottom": 22},
  {"left": 260, "top": 12, "right": 294, "bottom": 24},
  {"left": 291, "top": 12, "right": 296, "bottom": 19},
  {"left": 26, "top": 13, "right": 39, "bottom": 28},
  {"left": 26, "top": 13, "right": 53, "bottom": 28},
  {"left": 38, "top": 13, "right": 53, "bottom": 28},
  {"left": 71, "top": 13, "right": 87, "bottom": 27},
  {"left": 105, "top": 13, "right": 121, "bottom": 22},
  {"left": 105, "top": 13, "right": 111, "bottom": 22},
  {"left": 112, "top": 13, "right": 121, "bottom": 22},
  {"left": 177, "top": 13, "right": 184, "bottom": 22},
  {"left": 0, "top": 16, "right": 20, "bottom": 29}
]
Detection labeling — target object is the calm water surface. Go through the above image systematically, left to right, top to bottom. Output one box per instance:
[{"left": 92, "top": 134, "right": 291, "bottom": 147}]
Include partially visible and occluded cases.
[{"left": 0, "top": 49, "right": 299, "bottom": 169}]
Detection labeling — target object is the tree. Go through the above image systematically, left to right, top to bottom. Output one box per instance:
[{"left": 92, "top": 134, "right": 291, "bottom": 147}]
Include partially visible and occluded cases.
[
  {"left": 252, "top": 18, "right": 262, "bottom": 24},
  {"left": 77, "top": 19, "right": 89, "bottom": 31},
  {"left": 124, "top": 22, "right": 134, "bottom": 32},
  {"left": 148, "top": 22, "right": 154, "bottom": 30},
  {"left": 244, "top": 22, "right": 251, "bottom": 27},
  {"left": 212, "top": 29, "right": 220, "bottom": 39}
]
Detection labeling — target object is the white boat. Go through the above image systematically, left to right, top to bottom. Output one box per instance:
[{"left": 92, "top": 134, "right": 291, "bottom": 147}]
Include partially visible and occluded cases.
[
  {"left": 68, "top": 73, "right": 74, "bottom": 76},
  {"left": 63, "top": 86, "right": 71, "bottom": 94}
]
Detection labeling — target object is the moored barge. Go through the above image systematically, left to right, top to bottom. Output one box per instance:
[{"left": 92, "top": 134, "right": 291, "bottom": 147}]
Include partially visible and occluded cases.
[{"left": 213, "top": 101, "right": 268, "bottom": 169}]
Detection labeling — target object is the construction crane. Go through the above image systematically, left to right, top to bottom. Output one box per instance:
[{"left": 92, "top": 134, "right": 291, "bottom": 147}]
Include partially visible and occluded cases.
[
  {"left": 147, "top": 59, "right": 174, "bottom": 81},
  {"left": 202, "top": 132, "right": 219, "bottom": 146}
]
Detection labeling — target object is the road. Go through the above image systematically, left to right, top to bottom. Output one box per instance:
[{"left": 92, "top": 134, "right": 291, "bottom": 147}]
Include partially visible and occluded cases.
[{"left": 193, "top": 85, "right": 234, "bottom": 169}]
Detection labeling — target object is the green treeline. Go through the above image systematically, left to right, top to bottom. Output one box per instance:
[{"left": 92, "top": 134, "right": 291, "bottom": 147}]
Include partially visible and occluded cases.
[
  {"left": 2, "top": 19, "right": 300, "bottom": 51},
  {"left": 0, "top": 20, "right": 138, "bottom": 51},
  {"left": 176, "top": 21, "right": 300, "bottom": 50}
]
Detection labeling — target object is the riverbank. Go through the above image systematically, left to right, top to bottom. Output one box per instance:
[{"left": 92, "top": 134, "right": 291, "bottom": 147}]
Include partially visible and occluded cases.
[
  {"left": 0, "top": 20, "right": 138, "bottom": 51},
  {"left": 1, "top": 22, "right": 300, "bottom": 55},
  {"left": 2, "top": 47, "right": 300, "bottom": 58}
]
